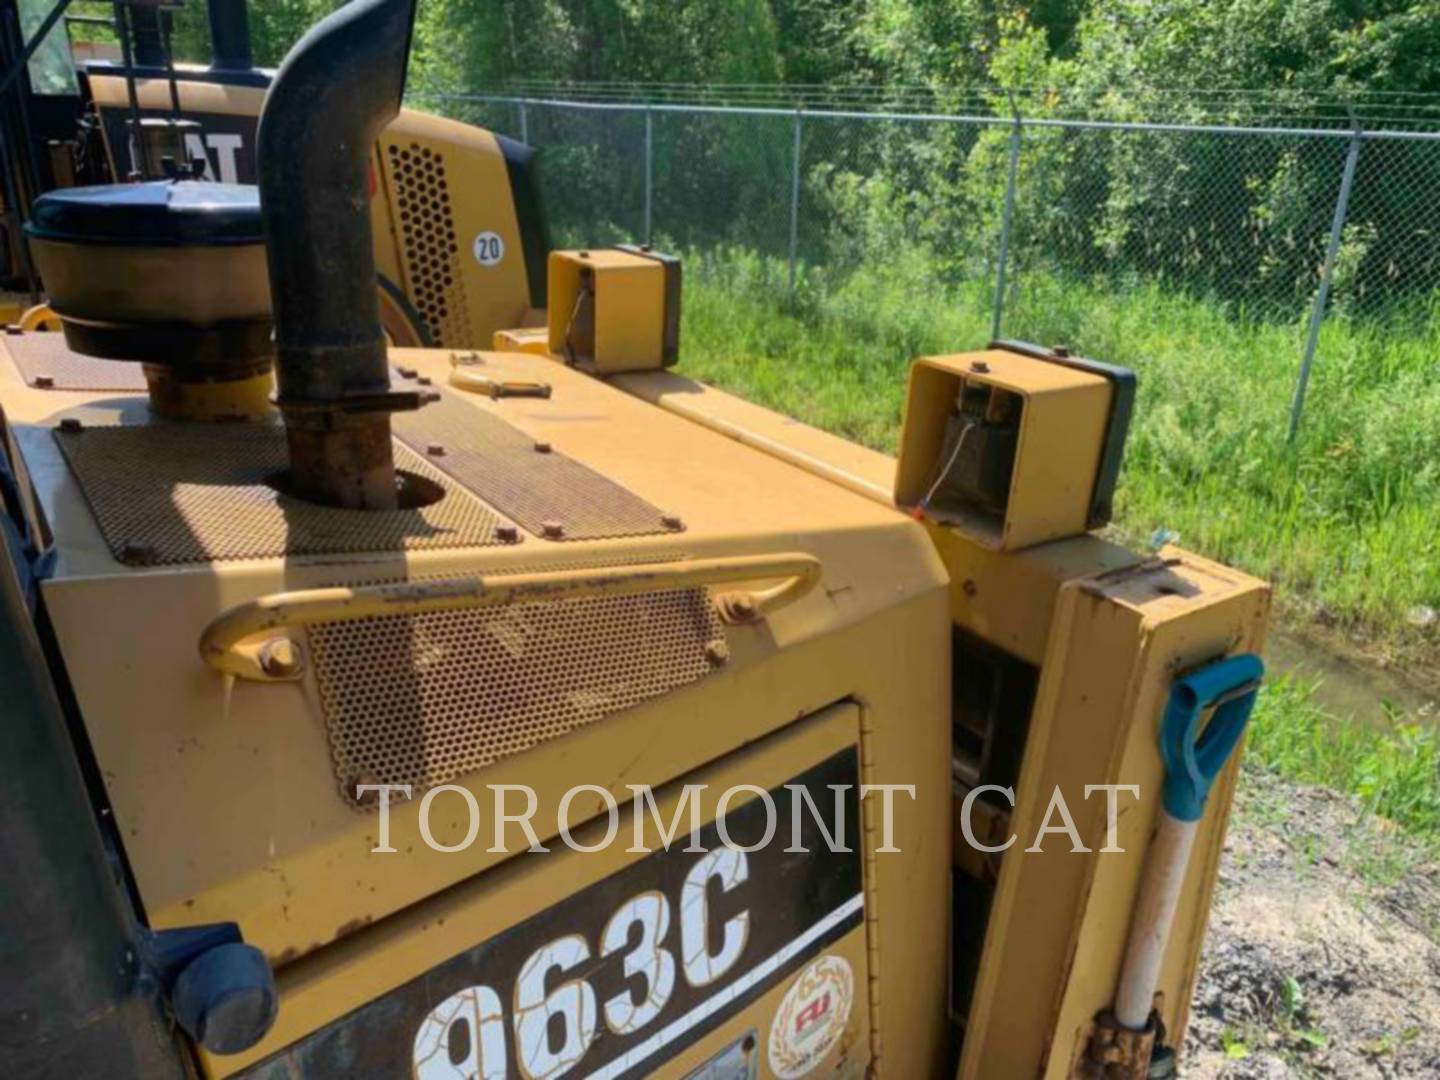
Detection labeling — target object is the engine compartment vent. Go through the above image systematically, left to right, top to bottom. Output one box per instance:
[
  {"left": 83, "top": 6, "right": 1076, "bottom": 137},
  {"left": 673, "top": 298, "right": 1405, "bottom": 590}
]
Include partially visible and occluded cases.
[
  {"left": 383, "top": 140, "right": 473, "bottom": 346},
  {"left": 309, "top": 585, "right": 726, "bottom": 796}
]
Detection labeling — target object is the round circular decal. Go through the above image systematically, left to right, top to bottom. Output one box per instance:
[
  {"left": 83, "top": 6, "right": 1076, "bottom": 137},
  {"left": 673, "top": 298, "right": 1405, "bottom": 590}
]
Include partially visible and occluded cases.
[
  {"left": 472, "top": 230, "right": 505, "bottom": 267},
  {"left": 768, "top": 954, "right": 855, "bottom": 1079}
]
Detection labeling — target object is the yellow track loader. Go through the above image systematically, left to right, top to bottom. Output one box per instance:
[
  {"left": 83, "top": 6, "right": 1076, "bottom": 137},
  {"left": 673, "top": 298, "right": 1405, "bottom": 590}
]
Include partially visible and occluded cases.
[{"left": 0, "top": 2, "right": 1268, "bottom": 1078}]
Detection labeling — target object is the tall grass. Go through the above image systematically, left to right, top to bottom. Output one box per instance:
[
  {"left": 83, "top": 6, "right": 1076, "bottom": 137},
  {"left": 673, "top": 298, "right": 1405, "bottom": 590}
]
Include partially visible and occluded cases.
[
  {"left": 680, "top": 247, "right": 1440, "bottom": 656},
  {"left": 1248, "top": 675, "right": 1440, "bottom": 847}
]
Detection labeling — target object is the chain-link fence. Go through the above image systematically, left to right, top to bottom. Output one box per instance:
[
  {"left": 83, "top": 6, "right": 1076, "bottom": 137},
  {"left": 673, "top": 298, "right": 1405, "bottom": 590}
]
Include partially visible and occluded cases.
[{"left": 419, "top": 92, "right": 1440, "bottom": 439}]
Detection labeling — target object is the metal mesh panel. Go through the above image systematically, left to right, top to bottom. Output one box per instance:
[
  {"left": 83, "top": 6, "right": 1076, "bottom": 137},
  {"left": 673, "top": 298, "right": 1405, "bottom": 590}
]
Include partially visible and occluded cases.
[
  {"left": 382, "top": 139, "right": 474, "bottom": 346},
  {"left": 4, "top": 332, "right": 147, "bottom": 391},
  {"left": 392, "top": 379, "right": 676, "bottom": 541},
  {"left": 53, "top": 421, "right": 509, "bottom": 565},
  {"left": 308, "top": 585, "right": 726, "bottom": 794}
]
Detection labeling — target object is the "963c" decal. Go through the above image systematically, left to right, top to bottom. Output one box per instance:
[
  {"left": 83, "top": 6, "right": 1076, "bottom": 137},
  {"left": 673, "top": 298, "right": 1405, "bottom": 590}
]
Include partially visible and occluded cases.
[{"left": 238, "top": 749, "right": 864, "bottom": 1079}]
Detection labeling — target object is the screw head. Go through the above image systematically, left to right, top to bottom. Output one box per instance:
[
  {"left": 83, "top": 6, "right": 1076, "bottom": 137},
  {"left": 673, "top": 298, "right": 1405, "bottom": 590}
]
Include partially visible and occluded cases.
[
  {"left": 970, "top": 360, "right": 990, "bottom": 374},
  {"left": 396, "top": 366, "right": 418, "bottom": 379},
  {"left": 33, "top": 375, "right": 53, "bottom": 388},
  {"left": 416, "top": 375, "right": 433, "bottom": 387},
  {"left": 58, "top": 417, "right": 84, "bottom": 434},
  {"left": 533, "top": 441, "right": 552, "bottom": 454},
  {"left": 426, "top": 442, "right": 446, "bottom": 457},
  {"left": 661, "top": 513, "right": 684, "bottom": 530},
  {"left": 542, "top": 520, "right": 565, "bottom": 539},
  {"left": 495, "top": 524, "right": 520, "bottom": 543},
  {"left": 962, "top": 578, "right": 978, "bottom": 598},
  {"left": 725, "top": 594, "right": 757, "bottom": 621},
  {"left": 257, "top": 637, "right": 302, "bottom": 679},
  {"left": 705, "top": 640, "right": 730, "bottom": 665}
]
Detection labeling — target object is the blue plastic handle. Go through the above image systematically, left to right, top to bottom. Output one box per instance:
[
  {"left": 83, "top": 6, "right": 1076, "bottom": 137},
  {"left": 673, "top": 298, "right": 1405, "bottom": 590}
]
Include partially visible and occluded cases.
[{"left": 1160, "top": 653, "right": 1264, "bottom": 822}]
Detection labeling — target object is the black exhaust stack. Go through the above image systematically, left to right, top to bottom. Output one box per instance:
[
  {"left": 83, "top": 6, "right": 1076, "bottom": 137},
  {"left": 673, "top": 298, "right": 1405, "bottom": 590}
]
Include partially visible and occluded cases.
[
  {"left": 206, "top": 0, "right": 253, "bottom": 71},
  {"left": 257, "top": 0, "right": 421, "bottom": 510}
]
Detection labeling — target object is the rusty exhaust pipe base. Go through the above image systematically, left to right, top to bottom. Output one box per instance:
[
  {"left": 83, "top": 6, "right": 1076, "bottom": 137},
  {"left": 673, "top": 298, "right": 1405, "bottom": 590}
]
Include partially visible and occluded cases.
[
  {"left": 257, "top": 0, "right": 422, "bottom": 511},
  {"left": 283, "top": 414, "right": 403, "bottom": 511}
]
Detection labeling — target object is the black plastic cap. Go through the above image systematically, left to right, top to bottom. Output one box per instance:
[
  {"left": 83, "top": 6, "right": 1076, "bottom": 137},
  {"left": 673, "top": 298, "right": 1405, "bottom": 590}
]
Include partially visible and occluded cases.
[
  {"left": 25, "top": 180, "right": 263, "bottom": 248},
  {"left": 171, "top": 942, "right": 278, "bottom": 1055}
]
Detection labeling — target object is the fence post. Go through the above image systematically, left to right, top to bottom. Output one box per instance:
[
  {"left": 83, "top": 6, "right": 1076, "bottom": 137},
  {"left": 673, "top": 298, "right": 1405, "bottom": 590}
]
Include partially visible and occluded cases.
[
  {"left": 990, "top": 98, "right": 1022, "bottom": 341},
  {"left": 517, "top": 99, "right": 529, "bottom": 144},
  {"left": 644, "top": 107, "right": 654, "bottom": 245},
  {"left": 788, "top": 108, "right": 803, "bottom": 293},
  {"left": 1288, "top": 130, "right": 1361, "bottom": 442}
]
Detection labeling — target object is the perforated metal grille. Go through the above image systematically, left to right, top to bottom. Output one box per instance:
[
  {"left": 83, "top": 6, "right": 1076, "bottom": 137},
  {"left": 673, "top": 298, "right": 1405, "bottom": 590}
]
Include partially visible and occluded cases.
[
  {"left": 385, "top": 140, "right": 472, "bottom": 346},
  {"left": 4, "top": 332, "right": 147, "bottom": 391},
  {"left": 392, "top": 382, "right": 677, "bottom": 542},
  {"left": 53, "top": 421, "right": 510, "bottom": 564},
  {"left": 308, "top": 586, "right": 726, "bottom": 794}
]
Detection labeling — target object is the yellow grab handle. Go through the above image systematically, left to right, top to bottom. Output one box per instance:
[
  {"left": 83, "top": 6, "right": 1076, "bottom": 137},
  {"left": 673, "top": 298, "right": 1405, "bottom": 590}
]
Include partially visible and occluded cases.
[
  {"left": 449, "top": 366, "right": 553, "bottom": 399},
  {"left": 199, "top": 553, "right": 821, "bottom": 681}
]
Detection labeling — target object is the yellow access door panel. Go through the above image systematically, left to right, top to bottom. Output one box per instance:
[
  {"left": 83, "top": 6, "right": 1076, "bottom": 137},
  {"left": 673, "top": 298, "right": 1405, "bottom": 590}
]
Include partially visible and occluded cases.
[{"left": 207, "top": 704, "right": 874, "bottom": 1078}]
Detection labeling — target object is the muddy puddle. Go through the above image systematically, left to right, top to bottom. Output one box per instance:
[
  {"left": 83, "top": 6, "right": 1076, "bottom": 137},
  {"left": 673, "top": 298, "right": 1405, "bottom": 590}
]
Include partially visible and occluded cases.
[{"left": 1266, "top": 628, "right": 1437, "bottom": 726}]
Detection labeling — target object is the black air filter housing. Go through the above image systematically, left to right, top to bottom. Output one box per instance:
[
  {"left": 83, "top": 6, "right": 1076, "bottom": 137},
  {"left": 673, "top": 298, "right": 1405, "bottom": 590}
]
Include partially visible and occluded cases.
[{"left": 25, "top": 180, "right": 271, "bottom": 360}]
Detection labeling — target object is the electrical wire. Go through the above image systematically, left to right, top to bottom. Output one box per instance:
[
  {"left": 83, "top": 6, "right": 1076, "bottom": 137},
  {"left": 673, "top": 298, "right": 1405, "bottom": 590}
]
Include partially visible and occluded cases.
[{"left": 920, "top": 417, "right": 976, "bottom": 512}]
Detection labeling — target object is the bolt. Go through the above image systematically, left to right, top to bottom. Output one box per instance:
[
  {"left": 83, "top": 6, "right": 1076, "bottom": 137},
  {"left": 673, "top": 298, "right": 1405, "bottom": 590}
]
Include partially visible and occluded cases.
[
  {"left": 578, "top": 250, "right": 590, "bottom": 259},
  {"left": 4, "top": 324, "right": 21, "bottom": 335},
  {"left": 1052, "top": 344, "right": 1070, "bottom": 357},
  {"left": 970, "top": 360, "right": 990, "bottom": 374},
  {"left": 396, "top": 366, "right": 418, "bottom": 379},
  {"left": 33, "top": 375, "right": 53, "bottom": 388},
  {"left": 416, "top": 375, "right": 432, "bottom": 387},
  {"left": 422, "top": 390, "right": 442, "bottom": 404},
  {"left": 58, "top": 417, "right": 84, "bottom": 434},
  {"left": 533, "top": 441, "right": 552, "bottom": 454},
  {"left": 426, "top": 442, "right": 446, "bottom": 457},
  {"left": 660, "top": 513, "right": 684, "bottom": 530},
  {"left": 542, "top": 520, "right": 565, "bottom": 539},
  {"left": 495, "top": 524, "right": 520, "bottom": 543},
  {"left": 118, "top": 542, "right": 153, "bottom": 565},
  {"left": 962, "top": 578, "right": 978, "bottom": 598},
  {"left": 724, "top": 594, "right": 757, "bottom": 621},
  {"left": 258, "top": 636, "right": 302, "bottom": 679},
  {"left": 705, "top": 640, "right": 730, "bottom": 666}
]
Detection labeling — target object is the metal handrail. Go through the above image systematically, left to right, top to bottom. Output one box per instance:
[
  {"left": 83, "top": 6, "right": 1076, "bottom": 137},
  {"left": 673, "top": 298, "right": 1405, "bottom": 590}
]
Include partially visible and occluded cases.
[{"left": 199, "top": 553, "right": 822, "bottom": 681}]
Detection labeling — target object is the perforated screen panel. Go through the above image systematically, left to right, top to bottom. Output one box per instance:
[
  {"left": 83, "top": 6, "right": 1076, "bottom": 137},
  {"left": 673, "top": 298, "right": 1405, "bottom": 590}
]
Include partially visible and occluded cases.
[
  {"left": 384, "top": 140, "right": 473, "bottom": 347},
  {"left": 4, "top": 332, "right": 148, "bottom": 391},
  {"left": 392, "top": 381, "right": 677, "bottom": 542},
  {"left": 52, "top": 421, "right": 511, "bottom": 564},
  {"left": 307, "top": 586, "right": 727, "bottom": 795}
]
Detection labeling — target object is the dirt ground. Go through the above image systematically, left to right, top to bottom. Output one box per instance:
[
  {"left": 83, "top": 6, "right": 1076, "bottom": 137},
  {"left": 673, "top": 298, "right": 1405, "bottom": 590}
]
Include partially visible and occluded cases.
[{"left": 1183, "top": 769, "right": 1440, "bottom": 1077}]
